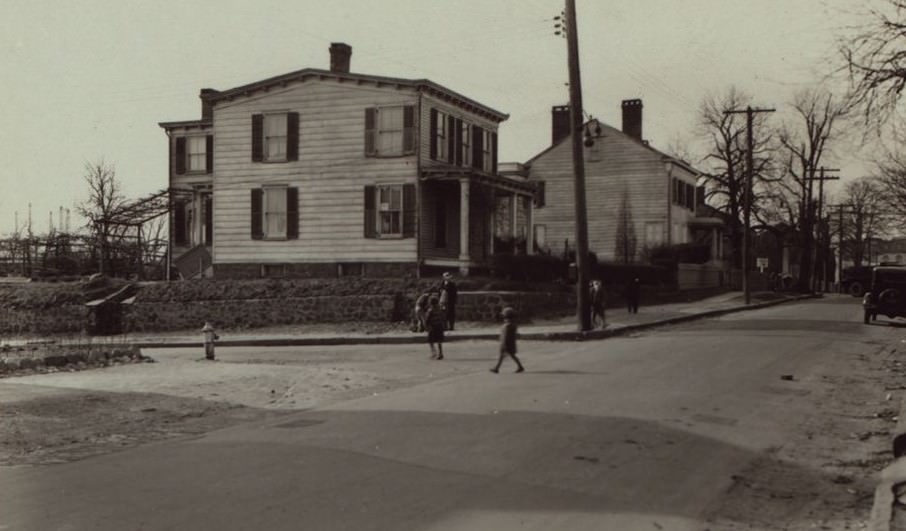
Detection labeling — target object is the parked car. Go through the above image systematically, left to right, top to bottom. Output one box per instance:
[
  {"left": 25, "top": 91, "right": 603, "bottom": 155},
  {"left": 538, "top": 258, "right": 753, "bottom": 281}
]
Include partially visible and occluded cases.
[
  {"left": 842, "top": 265, "right": 874, "bottom": 297},
  {"left": 862, "top": 266, "right": 906, "bottom": 323}
]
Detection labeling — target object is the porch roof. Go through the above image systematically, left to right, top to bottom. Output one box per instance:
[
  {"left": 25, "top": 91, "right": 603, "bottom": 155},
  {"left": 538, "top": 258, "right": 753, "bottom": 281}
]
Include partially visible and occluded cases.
[{"left": 421, "top": 168, "right": 536, "bottom": 195}]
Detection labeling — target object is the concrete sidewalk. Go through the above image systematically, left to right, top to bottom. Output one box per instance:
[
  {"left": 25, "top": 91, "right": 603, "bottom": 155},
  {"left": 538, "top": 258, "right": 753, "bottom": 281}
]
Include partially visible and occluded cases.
[{"left": 112, "top": 291, "right": 815, "bottom": 349}]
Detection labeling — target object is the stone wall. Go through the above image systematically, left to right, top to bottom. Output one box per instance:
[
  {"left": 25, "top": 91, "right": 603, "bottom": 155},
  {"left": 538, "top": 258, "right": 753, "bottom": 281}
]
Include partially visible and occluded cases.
[
  {"left": 455, "top": 291, "right": 575, "bottom": 322},
  {"left": 2, "top": 306, "right": 88, "bottom": 335}
]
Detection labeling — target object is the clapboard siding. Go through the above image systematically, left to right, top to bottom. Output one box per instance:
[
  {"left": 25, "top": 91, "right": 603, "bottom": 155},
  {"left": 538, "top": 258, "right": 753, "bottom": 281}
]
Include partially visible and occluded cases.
[
  {"left": 211, "top": 80, "right": 420, "bottom": 263},
  {"left": 529, "top": 121, "right": 698, "bottom": 261}
]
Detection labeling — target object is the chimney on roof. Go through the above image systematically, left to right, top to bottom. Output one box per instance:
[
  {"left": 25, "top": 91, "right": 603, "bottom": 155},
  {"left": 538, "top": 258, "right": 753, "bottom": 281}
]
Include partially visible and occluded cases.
[
  {"left": 329, "top": 42, "right": 352, "bottom": 73},
  {"left": 200, "top": 88, "right": 218, "bottom": 121},
  {"left": 621, "top": 99, "right": 643, "bottom": 141},
  {"left": 551, "top": 105, "right": 571, "bottom": 145}
]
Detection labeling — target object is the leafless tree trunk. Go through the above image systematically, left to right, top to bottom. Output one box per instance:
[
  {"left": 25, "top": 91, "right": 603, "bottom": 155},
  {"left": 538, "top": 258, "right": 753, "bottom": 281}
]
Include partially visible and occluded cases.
[
  {"left": 775, "top": 88, "right": 850, "bottom": 290},
  {"left": 76, "top": 160, "right": 125, "bottom": 276}
]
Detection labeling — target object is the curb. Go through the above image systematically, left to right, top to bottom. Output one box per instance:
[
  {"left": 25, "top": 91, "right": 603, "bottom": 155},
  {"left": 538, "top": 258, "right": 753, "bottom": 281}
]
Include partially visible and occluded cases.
[{"left": 130, "top": 294, "right": 815, "bottom": 349}]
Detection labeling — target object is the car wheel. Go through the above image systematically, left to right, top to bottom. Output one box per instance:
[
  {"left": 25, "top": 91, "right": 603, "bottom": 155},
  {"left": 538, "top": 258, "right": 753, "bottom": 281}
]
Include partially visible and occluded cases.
[
  {"left": 848, "top": 282, "right": 864, "bottom": 297},
  {"left": 880, "top": 288, "right": 900, "bottom": 306}
]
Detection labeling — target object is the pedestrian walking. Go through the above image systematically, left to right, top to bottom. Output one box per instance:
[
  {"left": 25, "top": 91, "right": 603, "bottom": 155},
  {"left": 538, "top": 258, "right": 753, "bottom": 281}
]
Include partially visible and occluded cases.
[
  {"left": 439, "top": 272, "right": 458, "bottom": 331},
  {"left": 626, "top": 277, "right": 640, "bottom": 314},
  {"left": 589, "top": 279, "right": 606, "bottom": 329},
  {"left": 412, "top": 290, "right": 431, "bottom": 332},
  {"left": 425, "top": 296, "right": 445, "bottom": 360},
  {"left": 490, "top": 306, "right": 525, "bottom": 373}
]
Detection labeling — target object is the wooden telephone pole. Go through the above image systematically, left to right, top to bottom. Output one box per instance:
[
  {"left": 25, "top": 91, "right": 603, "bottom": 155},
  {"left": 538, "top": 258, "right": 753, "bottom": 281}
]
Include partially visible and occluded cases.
[
  {"left": 564, "top": 0, "right": 592, "bottom": 331},
  {"left": 724, "top": 106, "right": 774, "bottom": 304}
]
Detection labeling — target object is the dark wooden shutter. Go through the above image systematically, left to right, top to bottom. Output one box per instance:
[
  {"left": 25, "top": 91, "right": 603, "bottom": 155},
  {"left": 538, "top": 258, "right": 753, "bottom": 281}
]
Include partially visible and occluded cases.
[
  {"left": 403, "top": 106, "right": 415, "bottom": 153},
  {"left": 364, "top": 108, "right": 376, "bottom": 156},
  {"left": 429, "top": 109, "right": 438, "bottom": 160},
  {"left": 287, "top": 112, "right": 299, "bottom": 161},
  {"left": 251, "top": 114, "right": 264, "bottom": 162},
  {"left": 447, "top": 116, "right": 456, "bottom": 163},
  {"left": 454, "top": 119, "right": 463, "bottom": 166},
  {"left": 472, "top": 125, "right": 483, "bottom": 170},
  {"left": 491, "top": 132, "right": 498, "bottom": 174},
  {"left": 205, "top": 135, "right": 213, "bottom": 174},
  {"left": 175, "top": 137, "right": 186, "bottom": 175},
  {"left": 402, "top": 183, "right": 416, "bottom": 238},
  {"left": 686, "top": 183, "right": 695, "bottom": 209},
  {"left": 363, "top": 185, "right": 376, "bottom": 238},
  {"left": 286, "top": 187, "right": 299, "bottom": 239},
  {"left": 251, "top": 189, "right": 263, "bottom": 240},
  {"left": 204, "top": 195, "right": 213, "bottom": 245},
  {"left": 174, "top": 202, "right": 187, "bottom": 245}
]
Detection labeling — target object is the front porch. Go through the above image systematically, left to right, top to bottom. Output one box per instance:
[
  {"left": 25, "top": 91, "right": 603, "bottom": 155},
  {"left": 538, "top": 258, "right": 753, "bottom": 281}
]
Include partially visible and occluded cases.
[{"left": 419, "top": 169, "right": 536, "bottom": 274}]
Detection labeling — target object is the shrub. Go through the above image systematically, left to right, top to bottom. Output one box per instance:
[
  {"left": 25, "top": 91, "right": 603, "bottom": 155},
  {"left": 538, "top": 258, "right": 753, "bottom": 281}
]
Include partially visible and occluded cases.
[{"left": 593, "top": 262, "right": 673, "bottom": 286}]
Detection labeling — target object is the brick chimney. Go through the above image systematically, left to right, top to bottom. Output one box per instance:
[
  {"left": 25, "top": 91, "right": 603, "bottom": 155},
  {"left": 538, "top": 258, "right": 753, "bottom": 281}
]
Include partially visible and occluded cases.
[
  {"left": 329, "top": 43, "right": 352, "bottom": 73},
  {"left": 200, "top": 88, "right": 218, "bottom": 121},
  {"left": 621, "top": 99, "right": 643, "bottom": 141},
  {"left": 551, "top": 105, "right": 571, "bottom": 145}
]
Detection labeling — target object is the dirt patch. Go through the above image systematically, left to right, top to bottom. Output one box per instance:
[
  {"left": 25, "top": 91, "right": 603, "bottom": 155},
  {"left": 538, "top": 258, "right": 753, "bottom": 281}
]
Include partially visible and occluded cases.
[
  {"left": 702, "top": 343, "right": 901, "bottom": 529},
  {"left": 0, "top": 387, "right": 285, "bottom": 466}
]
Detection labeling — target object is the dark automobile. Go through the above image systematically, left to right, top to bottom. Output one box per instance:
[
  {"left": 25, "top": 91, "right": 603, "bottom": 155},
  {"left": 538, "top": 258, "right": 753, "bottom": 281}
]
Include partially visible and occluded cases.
[
  {"left": 842, "top": 265, "right": 874, "bottom": 297},
  {"left": 862, "top": 266, "right": 906, "bottom": 323}
]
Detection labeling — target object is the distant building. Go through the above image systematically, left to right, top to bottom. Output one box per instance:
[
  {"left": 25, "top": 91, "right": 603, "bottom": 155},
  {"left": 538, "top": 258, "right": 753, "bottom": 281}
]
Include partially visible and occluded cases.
[{"left": 523, "top": 100, "right": 724, "bottom": 266}]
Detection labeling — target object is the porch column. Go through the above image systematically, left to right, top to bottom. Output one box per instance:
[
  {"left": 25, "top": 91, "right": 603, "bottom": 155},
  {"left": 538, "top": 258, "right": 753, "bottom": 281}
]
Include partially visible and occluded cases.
[
  {"left": 459, "top": 178, "right": 470, "bottom": 263},
  {"left": 527, "top": 193, "right": 534, "bottom": 255}
]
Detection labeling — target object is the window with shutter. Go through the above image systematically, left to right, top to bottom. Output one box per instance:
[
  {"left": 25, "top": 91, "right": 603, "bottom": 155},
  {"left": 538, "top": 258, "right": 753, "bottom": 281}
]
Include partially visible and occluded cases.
[
  {"left": 366, "top": 106, "right": 415, "bottom": 157},
  {"left": 459, "top": 121, "right": 471, "bottom": 167},
  {"left": 205, "top": 135, "right": 213, "bottom": 174},
  {"left": 187, "top": 136, "right": 207, "bottom": 172},
  {"left": 363, "top": 184, "right": 413, "bottom": 238},
  {"left": 286, "top": 187, "right": 299, "bottom": 239}
]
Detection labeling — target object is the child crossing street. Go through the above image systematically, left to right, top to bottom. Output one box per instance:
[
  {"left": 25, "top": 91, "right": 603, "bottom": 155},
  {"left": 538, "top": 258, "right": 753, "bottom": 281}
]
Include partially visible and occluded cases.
[{"left": 490, "top": 306, "right": 524, "bottom": 374}]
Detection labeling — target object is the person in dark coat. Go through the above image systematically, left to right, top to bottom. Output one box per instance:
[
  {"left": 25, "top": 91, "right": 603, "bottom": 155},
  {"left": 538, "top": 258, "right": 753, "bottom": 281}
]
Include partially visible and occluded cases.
[
  {"left": 439, "top": 272, "right": 458, "bottom": 331},
  {"left": 626, "top": 277, "right": 640, "bottom": 314},
  {"left": 589, "top": 279, "right": 606, "bottom": 329},
  {"left": 425, "top": 296, "right": 445, "bottom": 360},
  {"left": 490, "top": 306, "right": 524, "bottom": 373}
]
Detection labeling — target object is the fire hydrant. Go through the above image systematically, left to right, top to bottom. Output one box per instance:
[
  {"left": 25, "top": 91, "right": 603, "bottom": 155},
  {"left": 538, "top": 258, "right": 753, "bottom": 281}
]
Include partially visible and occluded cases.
[{"left": 202, "top": 322, "right": 219, "bottom": 360}]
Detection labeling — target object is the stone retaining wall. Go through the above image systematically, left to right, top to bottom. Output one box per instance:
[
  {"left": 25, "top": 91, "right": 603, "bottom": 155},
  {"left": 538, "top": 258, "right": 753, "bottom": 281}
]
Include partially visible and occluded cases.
[{"left": 3, "top": 288, "right": 575, "bottom": 335}]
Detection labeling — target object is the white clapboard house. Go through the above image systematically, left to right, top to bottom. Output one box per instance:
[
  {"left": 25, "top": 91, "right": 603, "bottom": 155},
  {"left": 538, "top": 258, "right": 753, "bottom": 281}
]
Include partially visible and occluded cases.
[{"left": 160, "top": 43, "right": 535, "bottom": 279}]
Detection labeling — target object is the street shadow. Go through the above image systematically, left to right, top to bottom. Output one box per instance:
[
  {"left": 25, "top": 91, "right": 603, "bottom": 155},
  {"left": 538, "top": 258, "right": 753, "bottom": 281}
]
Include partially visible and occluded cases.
[
  {"left": 683, "top": 318, "right": 868, "bottom": 335},
  {"left": 10, "top": 408, "right": 875, "bottom": 530}
]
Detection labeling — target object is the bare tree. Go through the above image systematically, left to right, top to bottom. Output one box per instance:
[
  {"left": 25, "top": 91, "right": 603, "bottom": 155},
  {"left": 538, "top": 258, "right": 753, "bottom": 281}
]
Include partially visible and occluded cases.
[
  {"left": 839, "top": 1, "right": 906, "bottom": 125},
  {"left": 696, "top": 87, "right": 775, "bottom": 269},
  {"left": 774, "top": 88, "right": 850, "bottom": 290},
  {"left": 877, "top": 150, "right": 906, "bottom": 229},
  {"left": 76, "top": 160, "right": 126, "bottom": 275},
  {"left": 838, "top": 177, "right": 889, "bottom": 266}
]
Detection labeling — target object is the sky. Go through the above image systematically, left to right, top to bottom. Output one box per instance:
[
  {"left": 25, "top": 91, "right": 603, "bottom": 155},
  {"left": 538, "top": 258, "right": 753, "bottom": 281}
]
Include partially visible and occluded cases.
[{"left": 0, "top": 0, "right": 879, "bottom": 236}]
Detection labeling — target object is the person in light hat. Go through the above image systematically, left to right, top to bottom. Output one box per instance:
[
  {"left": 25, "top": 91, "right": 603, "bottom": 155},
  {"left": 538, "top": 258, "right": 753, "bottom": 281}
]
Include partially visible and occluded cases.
[
  {"left": 439, "top": 271, "right": 458, "bottom": 331},
  {"left": 490, "top": 306, "right": 524, "bottom": 373}
]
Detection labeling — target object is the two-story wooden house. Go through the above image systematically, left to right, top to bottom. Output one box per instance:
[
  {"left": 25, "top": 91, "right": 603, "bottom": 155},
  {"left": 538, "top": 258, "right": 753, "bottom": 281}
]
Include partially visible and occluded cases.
[
  {"left": 160, "top": 43, "right": 534, "bottom": 279},
  {"left": 525, "top": 100, "right": 724, "bottom": 267}
]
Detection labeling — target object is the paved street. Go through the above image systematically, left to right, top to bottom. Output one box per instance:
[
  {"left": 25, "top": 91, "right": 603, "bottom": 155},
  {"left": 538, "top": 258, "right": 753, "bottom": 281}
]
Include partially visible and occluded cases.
[{"left": 1, "top": 295, "right": 900, "bottom": 530}]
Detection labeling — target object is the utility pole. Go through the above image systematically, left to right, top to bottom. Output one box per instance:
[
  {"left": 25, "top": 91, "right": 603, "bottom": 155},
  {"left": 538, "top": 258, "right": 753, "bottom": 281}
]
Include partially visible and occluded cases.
[
  {"left": 564, "top": 0, "right": 592, "bottom": 331},
  {"left": 724, "top": 106, "right": 774, "bottom": 304},
  {"left": 811, "top": 167, "right": 839, "bottom": 291}
]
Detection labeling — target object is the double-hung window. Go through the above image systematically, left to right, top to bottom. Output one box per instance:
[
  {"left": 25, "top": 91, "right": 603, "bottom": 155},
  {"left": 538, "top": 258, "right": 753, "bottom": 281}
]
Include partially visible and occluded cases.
[
  {"left": 365, "top": 106, "right": 415, "bottom": 157},
  {"left": 251, "top": 112, "right": 299, "bottom": 162},
  {"left": 434, "top": 112, "right": 448, "bottom": 161},
  {"left": 264, "top": 114, "right": 287, "bottom": 161},
  {"left": 459, "top": 123, "right": 471, "bottom": 167},
  {"left": 481, "top": 129, "right": 493, "bottom": 173},
  {"left": 174, "top": 134, "right": 213, "bottom": 174},
  {"left": 187, "top": 136, "right": 207, "bottom": 172},
  {"left": 363, "top": 183, "right": 416, "bottom": 238},
  {"left": 378, "top": 185, "right": 403, "bottom": 236},
  {"left": 250, "top": 186, "right": 299, "bottom": 240}
]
